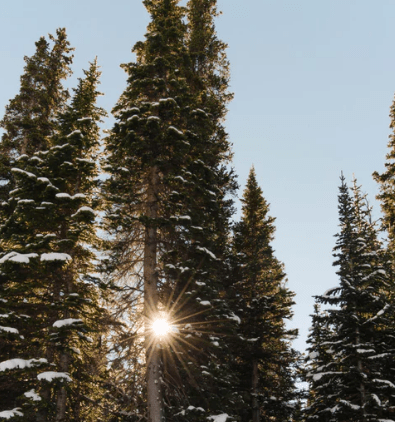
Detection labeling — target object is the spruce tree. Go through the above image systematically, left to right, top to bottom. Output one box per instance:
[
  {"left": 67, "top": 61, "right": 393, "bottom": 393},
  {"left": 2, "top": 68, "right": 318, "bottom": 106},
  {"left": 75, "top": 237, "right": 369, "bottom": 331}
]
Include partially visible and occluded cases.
[
  {"left": 103, "top": 0, "right": 238, "bottom": 420},
  {"left": 103, "top": 1, "right": 195, "bottom": 420},
  {"left": 0, "top": 28, "right": 73, "bottom": 202},
  {"left": 0, "top": 28, "right": 73, "bottom": 419},
  {"left": 0, "top": 60, "right": 108, "bottom": 421},
  {"left": 373, "top": 93, "right": 395, "bottom": 250},
  {"left": 231, "top": 167, "right": 300, "bottom": 422},
  {"left": 304, "top": 175, "right": 395, "bottom": 422},
  {"left": 304, "top": 303, "right": 338, "bottom": 422}
]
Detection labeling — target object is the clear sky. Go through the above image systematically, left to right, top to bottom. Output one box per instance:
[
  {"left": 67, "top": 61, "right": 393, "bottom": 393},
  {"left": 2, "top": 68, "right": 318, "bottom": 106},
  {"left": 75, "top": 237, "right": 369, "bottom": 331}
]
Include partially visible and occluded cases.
[{"left": 1, "top": 0, "right": 395, "bottom": 354}]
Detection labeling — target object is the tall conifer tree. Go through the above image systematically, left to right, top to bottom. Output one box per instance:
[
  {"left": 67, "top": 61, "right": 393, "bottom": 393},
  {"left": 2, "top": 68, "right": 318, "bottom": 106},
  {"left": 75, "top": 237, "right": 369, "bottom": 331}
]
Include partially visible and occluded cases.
[
  {"left": 103, "top": 0, "right": 238, "bottom": 420},
  {"left": 103, "top": 1, "right": 196, "bottom": 420},
  {"left": 0, "top": 28, "right": 73, "bottom": 202},
  {"left": 0, "top": 29, "right": 73, "bottom": 419},
  {"left": 0, "top": 59, "right": 108, "bottom": 421},
  {"left": 373, "top": 93, "right": 395, "bottom": 250},
  {"left": 231, "top": 167, "right": 300, "bottom": 422},
  {"left": 304, "top": 176, "right": 395, "bottom": 422}
]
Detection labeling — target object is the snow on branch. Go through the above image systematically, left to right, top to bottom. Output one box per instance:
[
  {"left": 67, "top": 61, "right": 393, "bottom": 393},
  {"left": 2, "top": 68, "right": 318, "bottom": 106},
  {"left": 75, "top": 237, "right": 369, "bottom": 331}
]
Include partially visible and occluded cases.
[
  {"left": 196, "top": 246, "right": 217, "bottom": 260},
  {"left": 0, "top": 252, "right": 38, "bottom": 264},
  {"left": 40, "top": 253, "right": 72, "bottom": 262},
  {"left": 53, "top": 319, "right": 83, "bottom": 328},
  {"left": 0, "top": 326, "right": 19, "bottom": 334},
  {"left": 0, "top": 358, "right": 47, "bottom": 372},
  {"left": 37, "top": 372, "right": 72, "bottom": 382},
  {"left": 0, "top": 408, "right": 23, "bottom": 419},
  {"left": 207, "top": 414, "right": 230, "bottom": 422}
]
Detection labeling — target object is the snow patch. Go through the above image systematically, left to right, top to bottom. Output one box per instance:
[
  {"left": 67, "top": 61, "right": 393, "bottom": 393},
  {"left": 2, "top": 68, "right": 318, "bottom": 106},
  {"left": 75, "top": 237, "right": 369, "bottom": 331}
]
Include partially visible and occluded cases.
[
  {"left": 168, "top": 126, "right": 183, "bottom": 136},
  {"left": 67, "top": 130, "right": 82, "bottom": 138},
  {"left": 11, "top": 168, "right": 36, "bottom": 179},
  {"left": 56, "top": 193, "right": 71, "bottom": 199},
  {"left": 17, "top": 199, "right": 34, "bottom": 204},
  {"left": 71, "top": 206, "right": 95, "bottom": 218},
  {"left": 196, "top": 247, "right": 217, "bottom": 260},
  {"left": 0, "top": 252, "right": 38, "bottom": 264},
  {"left": 40, "top": 253, "right": 72, "bottom": 262},
  {"left": 227, "top": 313, "right": 241, "bottom": 324},
  {"left": 53, "top": 319, "right": 83, "bottom": 328},
  {"left": 0, "top": 326, "right": 18, "bottom": 334},
  {"left": 0, "top": 358, "right": 47, "bottom": 372},
  {"left": 37, "top": 372, "right": 72, "bottom": 382},
  {"left": 373, "top": 379, "right": 395, "bottom": 388},
  {"left": 24, "top": 389, "right": 41, "bottom": 401},
  {"left": 372, "top": 394, "right": 381, "bottom": 406},
  {"left": 339, "top": 400, "right": 360, "bottom": 410},
  {"left": 0, "top": 409, "right": 23, "bottom": 419},
  {"left": 207, "top": 414, "right": 229, "bottom": 422}
]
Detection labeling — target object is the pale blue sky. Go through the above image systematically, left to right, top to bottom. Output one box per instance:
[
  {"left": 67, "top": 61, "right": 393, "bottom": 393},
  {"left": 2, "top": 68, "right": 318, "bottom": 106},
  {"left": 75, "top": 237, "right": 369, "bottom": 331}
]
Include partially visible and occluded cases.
[{"left": 1, "top": 0, "right": 394, "bottom": 353}]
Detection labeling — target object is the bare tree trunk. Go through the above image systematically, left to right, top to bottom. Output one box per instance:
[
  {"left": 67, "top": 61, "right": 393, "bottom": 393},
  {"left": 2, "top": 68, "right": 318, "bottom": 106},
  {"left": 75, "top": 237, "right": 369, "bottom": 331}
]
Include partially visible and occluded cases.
[
  {"left": 144, "top": 166, "right": 163, "bottom": 422},
  {"left": 252, "top": 360, "right": 260, "bottom": 422}
]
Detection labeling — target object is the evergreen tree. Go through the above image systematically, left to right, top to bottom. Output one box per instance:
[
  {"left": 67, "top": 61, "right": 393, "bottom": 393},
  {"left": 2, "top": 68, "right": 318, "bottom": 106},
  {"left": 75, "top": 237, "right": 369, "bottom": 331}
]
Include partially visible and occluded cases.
[
  {"left": 103, "top": 0, "right": 238, "bottom": 420},
  {"left": 102, "top": 1, "right": 195, "bottom": 420},
  {"left": 0, "top": 28, "right": 73, "bottom": 201},
  {"left": 0, "top": 28, "right": 73, "bottom": 419},
  {"left": 0, "top": 60, "right": 108, "bottom": 421},
  {"left": 373, "top": 93, "right": 395, "bottom": 250},
  {"left": 231, "top": 167, "right": 300, "bottom": 422},
  {"left": 304, "top": 175, "right": 395, "bottom": 422},
  {"left": 304, "top": 303, "right": 338, "bottom": 422}
]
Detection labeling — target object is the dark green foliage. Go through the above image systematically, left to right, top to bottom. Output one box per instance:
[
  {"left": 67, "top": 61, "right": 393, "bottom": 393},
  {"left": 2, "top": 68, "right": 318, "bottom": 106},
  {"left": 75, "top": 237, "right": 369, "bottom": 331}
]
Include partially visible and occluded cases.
[
  {"left": 103, "top": 0, "right": 239, "bottom": 419},
  {"left": 0, "top": 29, "right": 73, "bottom": 203},
  {"left": 0, "top": 57, "right": 109, "bottom": 420},
  {"left": 373, "top": 94, "right": 395, "bottom": 250},
  {"left": 231, "top": 167, "right": 300, "bottom": 422},
  {"left": 304, "top": 176, "right": 395, "bottom": 422}
]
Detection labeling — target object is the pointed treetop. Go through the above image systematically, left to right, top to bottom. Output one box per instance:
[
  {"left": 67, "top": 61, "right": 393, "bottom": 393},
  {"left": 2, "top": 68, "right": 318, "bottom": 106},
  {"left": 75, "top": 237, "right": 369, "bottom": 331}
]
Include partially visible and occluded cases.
[
  {"left": 133, "top": 0, "right": 187, "bottom": 65},
  {"left": 0, "top": 28, "right": 74, "bottom": 155},
  {"left": 240, "top": 167, "right": 275, "bottom": 238}
]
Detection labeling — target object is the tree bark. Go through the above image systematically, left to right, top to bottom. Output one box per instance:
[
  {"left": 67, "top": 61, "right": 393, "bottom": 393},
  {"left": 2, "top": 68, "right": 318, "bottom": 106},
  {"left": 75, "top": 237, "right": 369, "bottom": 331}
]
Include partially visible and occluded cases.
[
  {"left": 144, "top": 166, "right": 163, "bottom": 422},
  {"left": 356, "top": 327, "right": 367, "bottom": 421},
  {"left": 55, "top": 352, "right": 70, "bottom": 421},
  {"left": 252, "top": 359, "right": 260, "bottom": 422}
]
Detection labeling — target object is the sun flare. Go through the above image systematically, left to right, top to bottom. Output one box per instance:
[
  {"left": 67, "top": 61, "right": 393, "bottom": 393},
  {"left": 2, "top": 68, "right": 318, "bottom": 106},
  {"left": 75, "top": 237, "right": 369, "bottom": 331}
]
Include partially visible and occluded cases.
[{"left": 152, "top": 318, "right": 170, "bottom": 337}]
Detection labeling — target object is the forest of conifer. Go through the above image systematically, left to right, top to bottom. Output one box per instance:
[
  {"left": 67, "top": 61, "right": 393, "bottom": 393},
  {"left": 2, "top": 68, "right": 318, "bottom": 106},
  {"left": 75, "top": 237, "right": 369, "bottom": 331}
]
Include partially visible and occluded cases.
[{"left": 0, "top": 1, "right": 395, "bottom": 422}]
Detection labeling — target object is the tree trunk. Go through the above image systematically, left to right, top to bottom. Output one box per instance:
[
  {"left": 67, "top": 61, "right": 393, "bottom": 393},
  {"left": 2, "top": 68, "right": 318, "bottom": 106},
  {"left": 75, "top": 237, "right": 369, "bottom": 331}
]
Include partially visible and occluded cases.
[
  {"left": 144, "top": 166, "right": 163, "bottom": 422},
  {"left": 356, "top": 327, "right": 367, "bottom": 421},
  {"left": 55, "top": 352, "right": 70, "bottom": 421},
  {"left": 252, "top": 359, "right": 260, "bottom": 422},
  {"left": 36, "top": 388, "right": 50, "bottom": 422}
]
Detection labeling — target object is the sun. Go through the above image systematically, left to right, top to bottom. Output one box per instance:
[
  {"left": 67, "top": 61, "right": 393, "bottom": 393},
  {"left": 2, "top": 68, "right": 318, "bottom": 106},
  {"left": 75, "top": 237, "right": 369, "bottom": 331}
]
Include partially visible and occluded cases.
[{"left": 152, "top": 317, "right": 171, "bottom": 337}]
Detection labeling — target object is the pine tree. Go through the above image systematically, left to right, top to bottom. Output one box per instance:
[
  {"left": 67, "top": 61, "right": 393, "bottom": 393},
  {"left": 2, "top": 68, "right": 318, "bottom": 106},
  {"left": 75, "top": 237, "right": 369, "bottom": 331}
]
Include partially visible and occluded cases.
[
  {"left": 0, "top": 60, "right": 108, "bottom": 421},
  {"left": 231, "top": 167, "right": 300, "bottom": 422},
  {"left": 304, "top": 175, "right": 395, "bottom": 422}
]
